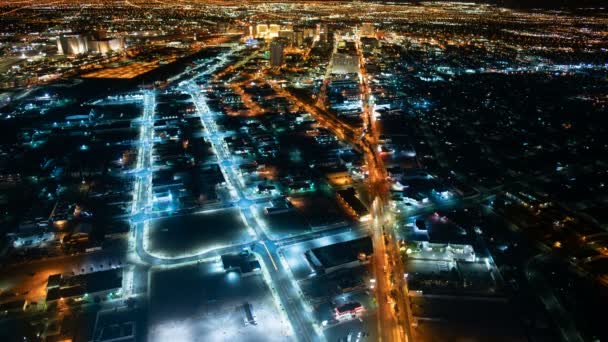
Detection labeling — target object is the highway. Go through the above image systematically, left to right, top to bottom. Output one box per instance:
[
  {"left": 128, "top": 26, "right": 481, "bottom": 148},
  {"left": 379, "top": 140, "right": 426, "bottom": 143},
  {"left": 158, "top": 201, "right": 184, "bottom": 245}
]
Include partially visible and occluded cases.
[{"left": 355, "top": 33, "right": 412, "bottom": 342}]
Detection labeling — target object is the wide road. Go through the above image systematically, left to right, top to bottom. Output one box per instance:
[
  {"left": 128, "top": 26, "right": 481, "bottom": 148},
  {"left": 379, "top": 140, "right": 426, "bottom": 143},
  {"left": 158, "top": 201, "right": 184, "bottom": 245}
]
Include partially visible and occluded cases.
[
  {"left": 271, "top": 33, "right": 412, "bottom": 341},
  {"left": 355, "top": 33, "right": 413, "bottom": 342}
]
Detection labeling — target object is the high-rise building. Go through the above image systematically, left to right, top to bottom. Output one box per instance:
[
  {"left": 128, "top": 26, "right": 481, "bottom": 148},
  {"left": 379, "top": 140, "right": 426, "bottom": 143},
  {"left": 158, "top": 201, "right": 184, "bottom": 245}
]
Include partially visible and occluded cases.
[
  {"left": 256, "top": 24, "right": 269, "bottom": 38},
  {"left": 268, "top": 24, "right": 281, "bottom": 38},
  {"left": 278, "top": 30, "right": 294, "bottom": 44},
  {"left": 294, "top": 30, "right": 304, "bottom": 47},
  {"left": 57, "top": 33, "right": 124, "bottom": 55},
  {"left": 57, "top": 34, "right": 88, "bottom": 55},
  {"left": 88, "top": 37, "right": 125, "bottom": 54},
  {"left": 269, "top": 40, "right": 284, "bottom": 67}
]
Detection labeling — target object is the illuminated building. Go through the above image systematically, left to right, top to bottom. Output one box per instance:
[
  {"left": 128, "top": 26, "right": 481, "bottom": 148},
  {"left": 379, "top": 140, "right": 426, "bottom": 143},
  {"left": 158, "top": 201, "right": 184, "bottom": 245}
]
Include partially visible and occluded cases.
[
  {"left": 256, "top": 24, "right": 269, "bottom": 38},
  {"left": 269, "top": 24, "right": 281, "bottom": 38},
  {"left": 318, "top": 24, "right": 331, "bottom": 42},
  {"left": 303, "top": 28, "right": 315, "bottom": 39},
  {"left": 294, "top": 30, "right": 304, "bottom": 47},
  {"left": 57, "top": 34, "right": 88, "bottom": 55},
  {"left": 57, "top": 34, "right": 124, "bottom": 55},
  {"left": 88, "top": 38, "right": 125, "bottom": 54},
  {"left": 270, "top": 40, "right": 284, "bottom": 67},
  {"left": 336, "top": 187, "right": 370, "bottom": 221},
  {"left": 304, "top": 236, "right": 373, "bottom": 274},
  {"left": 221, "top": 251, "right": 261, "bottom": 277},
  {"left": 45, "top": 268, "right": 123, "bottom": 303},
  {"left": 334, "top": 302, "right": 364, "bottom": 320}
]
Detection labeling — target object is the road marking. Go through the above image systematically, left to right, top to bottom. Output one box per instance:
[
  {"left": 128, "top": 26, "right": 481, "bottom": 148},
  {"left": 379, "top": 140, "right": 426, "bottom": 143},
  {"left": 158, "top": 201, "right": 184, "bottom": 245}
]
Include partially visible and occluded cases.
[{"left": 262, "top": 241, "right": 278, "bottom": 271}]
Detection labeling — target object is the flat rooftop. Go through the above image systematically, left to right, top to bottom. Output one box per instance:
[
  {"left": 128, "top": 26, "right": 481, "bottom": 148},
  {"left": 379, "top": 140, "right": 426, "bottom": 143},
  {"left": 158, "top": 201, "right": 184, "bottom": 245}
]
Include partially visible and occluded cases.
[
  {"left": 337, "top": 187, "right": 369, "bottom": 217},
  {"left": 308, "top": 236, "right": 373, "bottom": 269},
  {"left": 46, "top": 268, "right": 123, "bottom": 301}
]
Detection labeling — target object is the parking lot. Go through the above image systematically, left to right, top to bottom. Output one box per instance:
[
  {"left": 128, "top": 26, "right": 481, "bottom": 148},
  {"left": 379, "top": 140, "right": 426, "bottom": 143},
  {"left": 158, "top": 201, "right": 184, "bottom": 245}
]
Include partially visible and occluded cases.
[{"left": 148, "top": 261, "right": 292, "bottom": 342}]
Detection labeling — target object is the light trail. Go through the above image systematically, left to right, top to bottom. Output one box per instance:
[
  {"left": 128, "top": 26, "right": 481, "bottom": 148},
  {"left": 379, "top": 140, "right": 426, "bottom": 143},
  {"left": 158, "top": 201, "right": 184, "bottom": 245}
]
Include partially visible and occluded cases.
[
  {"left": 355, "top": 31, "right": 412, "bottom": 342},
  {"left": 263, "top": 32, "right": 412, "bottom": 341},
  {"left": 128, "top": 89, "right": 156, "bottom": 263}
]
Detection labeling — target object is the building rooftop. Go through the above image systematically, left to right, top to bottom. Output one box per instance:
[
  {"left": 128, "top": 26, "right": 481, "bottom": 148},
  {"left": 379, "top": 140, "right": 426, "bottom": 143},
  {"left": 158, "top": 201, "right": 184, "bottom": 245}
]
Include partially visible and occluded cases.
[
  {"left": 307, "top": 236, "right": 373, "bottom": 270},
  {"left": 221, "top": 251, "right": 261, "bottom": 274},
  {"left": 46, "top": 268, "right": 123, "bottom": 301}
]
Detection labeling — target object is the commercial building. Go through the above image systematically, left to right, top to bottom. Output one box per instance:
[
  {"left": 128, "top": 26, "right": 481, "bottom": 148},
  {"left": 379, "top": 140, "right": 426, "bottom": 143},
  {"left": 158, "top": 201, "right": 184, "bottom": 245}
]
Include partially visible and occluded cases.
[
  {"left": 256, "top": 24, "right": 269, "bottom": 38},
  {"left": 269, "top": 24, "right": 281, "bottom": 38},
  {"left": 317, "top": 24, "right": 331, "bottom": 42},
  {"left": 278, "top": 30, "right": 294, "bottom": 44},
  {"left": 294, "top": 30, "right": 304, "bottom": 47},
  {"left": 57, "top": 34, "right": 88, "bottom": 55},
  {"left": 57, "top": 34, "right": 124, "bottom": 55},
  {"left": 88, "top": 38, "right": 125, "bottom": 54},
  {"left": 329, "top": 78, "right": 360, "bottom": 102},
  {"left": 336, "top": 187, "right": 370, "bottom": 221},
  {"left": 264, "top": 197, "right": 294, "bottom": 215},
  {"left": 305, "top": 236, "right": 373, "bottom": 274},
  {"left": 221, "top": 250, "right": 261, "bottom": 276},
  {"left": 46, "top": 268, "right": 123, "bottom": 303},
  {"left": 0, "top": 299, "right": 28, "bottom": 315},
  {"left": 334, "top": 301, "right": 364, "bottom": 320}
]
